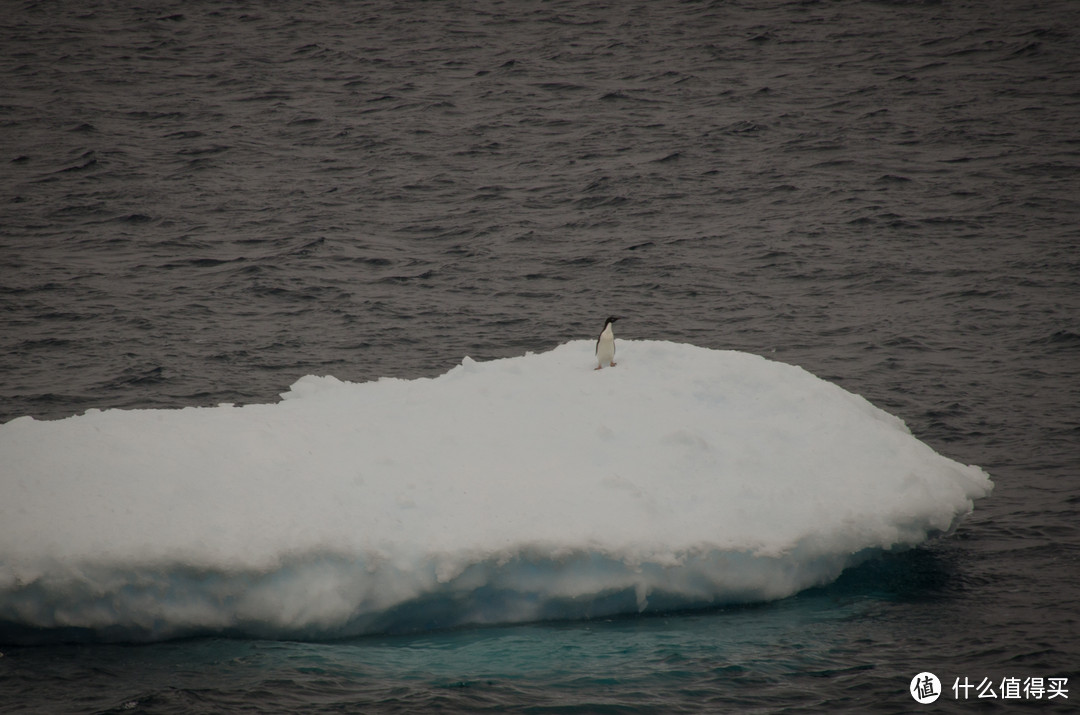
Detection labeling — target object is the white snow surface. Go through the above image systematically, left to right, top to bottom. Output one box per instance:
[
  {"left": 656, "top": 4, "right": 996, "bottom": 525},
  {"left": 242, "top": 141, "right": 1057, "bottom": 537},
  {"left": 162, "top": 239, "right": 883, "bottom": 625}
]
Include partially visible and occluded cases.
[{"left": 0, "top": 340, "right": 992, "bottom": 640}]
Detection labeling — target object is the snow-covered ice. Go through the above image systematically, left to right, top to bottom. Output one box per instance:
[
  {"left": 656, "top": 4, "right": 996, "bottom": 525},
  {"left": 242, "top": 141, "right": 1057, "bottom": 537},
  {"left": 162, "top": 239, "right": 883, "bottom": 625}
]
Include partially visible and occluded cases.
[{"left": 0, "top": 340, "right": 992, "bottom": 641}]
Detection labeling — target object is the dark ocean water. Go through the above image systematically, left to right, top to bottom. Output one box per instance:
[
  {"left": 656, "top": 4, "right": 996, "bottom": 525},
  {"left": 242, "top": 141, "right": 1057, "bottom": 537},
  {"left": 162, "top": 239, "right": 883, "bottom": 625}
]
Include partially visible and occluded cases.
[{"left": 2, "top": 0, "right": 1078, "bottom": 712}]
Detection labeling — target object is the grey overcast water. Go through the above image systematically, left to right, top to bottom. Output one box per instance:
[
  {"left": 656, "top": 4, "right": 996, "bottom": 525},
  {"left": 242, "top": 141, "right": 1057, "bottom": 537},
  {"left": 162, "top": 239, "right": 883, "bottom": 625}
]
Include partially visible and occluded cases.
[{"left": 1, "top": 0, "right": 1078, "bottom": 712}]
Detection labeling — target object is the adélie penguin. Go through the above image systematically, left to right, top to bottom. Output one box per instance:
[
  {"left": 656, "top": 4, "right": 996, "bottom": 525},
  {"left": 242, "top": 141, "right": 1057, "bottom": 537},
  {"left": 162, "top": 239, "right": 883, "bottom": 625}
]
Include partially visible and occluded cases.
[{"left": 595, "top": 316, "right": 620, "bottom": 370}]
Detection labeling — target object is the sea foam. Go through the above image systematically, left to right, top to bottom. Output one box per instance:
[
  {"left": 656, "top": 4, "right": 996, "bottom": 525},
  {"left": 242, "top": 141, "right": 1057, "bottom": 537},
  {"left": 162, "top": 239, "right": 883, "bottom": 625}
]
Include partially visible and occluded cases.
[{"left": 0, "top": 341, "right": 992, "bottom": 642}]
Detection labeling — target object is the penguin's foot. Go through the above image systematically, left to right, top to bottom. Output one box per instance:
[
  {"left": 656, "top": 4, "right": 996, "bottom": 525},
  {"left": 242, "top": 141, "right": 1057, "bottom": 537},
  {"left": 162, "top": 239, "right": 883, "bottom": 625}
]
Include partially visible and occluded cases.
[
  {"left": 610, "top": 361, "right": 617, "bottom": 367},
  {"left": 594, "top": 365, "right": 603, "bottom": 370}
]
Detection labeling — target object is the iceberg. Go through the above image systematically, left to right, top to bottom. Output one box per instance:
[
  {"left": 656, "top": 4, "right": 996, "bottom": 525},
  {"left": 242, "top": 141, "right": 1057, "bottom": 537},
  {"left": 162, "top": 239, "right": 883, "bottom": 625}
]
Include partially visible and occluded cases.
[{"left": 0, "top": 340, "right": 992, "bottom": 642}]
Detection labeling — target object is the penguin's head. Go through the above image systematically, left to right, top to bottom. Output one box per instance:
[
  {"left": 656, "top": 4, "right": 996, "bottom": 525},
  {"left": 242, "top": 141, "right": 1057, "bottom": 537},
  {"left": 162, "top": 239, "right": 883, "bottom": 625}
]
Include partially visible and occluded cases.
[{"left": 604, "top": 316, "right": 621, "bottom": 327}]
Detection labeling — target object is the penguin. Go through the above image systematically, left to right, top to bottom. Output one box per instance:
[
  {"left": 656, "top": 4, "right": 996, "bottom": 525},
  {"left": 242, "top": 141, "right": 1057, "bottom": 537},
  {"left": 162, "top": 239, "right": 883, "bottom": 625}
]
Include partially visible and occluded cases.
[{"left": 595, "top": 316, "right": 620, "bottom": 369}]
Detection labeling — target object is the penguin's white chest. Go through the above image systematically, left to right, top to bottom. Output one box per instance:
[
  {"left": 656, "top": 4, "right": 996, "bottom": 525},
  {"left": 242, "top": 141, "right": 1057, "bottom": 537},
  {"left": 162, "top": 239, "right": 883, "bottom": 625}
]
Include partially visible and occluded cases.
[{"left": 596, "top": 325, "right": 616, "bottom": 366}]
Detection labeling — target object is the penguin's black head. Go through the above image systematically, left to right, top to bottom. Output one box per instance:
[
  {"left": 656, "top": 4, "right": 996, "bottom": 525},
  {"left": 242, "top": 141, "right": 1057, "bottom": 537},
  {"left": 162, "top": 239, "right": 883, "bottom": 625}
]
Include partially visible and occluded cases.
[{"left": 604, "top": 316, "right": 620, "bottom": 326}]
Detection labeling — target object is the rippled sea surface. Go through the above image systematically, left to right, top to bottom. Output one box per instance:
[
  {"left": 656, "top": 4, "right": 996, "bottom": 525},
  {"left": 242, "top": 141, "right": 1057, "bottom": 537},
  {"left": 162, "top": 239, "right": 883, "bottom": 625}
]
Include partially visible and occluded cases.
[{"left": 2, "top": 0, "right": 1078, "bottom": 712}]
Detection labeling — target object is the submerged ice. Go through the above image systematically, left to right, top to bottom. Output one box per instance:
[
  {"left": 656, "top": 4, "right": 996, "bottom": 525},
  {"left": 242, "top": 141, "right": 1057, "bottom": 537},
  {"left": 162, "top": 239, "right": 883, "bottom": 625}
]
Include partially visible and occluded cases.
[{"left": 0, "top": 341, "right": 992, "bottom": 642}]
